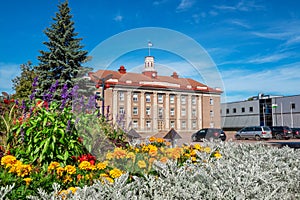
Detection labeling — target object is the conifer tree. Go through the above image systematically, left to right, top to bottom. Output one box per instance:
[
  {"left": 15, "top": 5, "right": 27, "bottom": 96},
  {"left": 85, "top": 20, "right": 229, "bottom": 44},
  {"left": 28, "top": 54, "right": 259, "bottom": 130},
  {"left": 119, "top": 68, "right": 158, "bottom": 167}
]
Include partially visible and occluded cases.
[{"left": 35, "top": 0, "right": 91, "bottom": 99}]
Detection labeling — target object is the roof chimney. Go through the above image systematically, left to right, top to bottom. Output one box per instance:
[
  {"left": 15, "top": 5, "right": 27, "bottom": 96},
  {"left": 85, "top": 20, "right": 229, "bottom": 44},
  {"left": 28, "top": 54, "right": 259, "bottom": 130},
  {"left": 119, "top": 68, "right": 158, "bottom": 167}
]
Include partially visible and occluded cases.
[
  {"left": 118, "top": 66, "right": 126, "bottom": 74},
  {"left": 171, "top": 72, "right": 179, "bottom": 79}
]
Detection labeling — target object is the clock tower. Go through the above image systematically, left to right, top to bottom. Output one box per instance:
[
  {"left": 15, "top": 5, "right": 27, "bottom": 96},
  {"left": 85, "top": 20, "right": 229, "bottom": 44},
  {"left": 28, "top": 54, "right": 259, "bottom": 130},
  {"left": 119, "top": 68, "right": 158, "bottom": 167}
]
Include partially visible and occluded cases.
[{"left": 142, "top": 42, "right": 157, "bottom": 78}]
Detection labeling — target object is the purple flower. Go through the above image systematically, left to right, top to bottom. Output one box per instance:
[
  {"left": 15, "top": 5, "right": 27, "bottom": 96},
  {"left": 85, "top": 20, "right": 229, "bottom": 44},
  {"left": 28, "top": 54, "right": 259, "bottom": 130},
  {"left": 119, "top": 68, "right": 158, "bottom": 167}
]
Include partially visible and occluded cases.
[
  {"left": 32, "top": 76, "right": 38, "bottom": 87},
  {"left": 49, "top": 80, "right": 59, "bottom": 93},
  {"left": 61, "top": 84, "right": 69, "bottom": 99},
  {"left": 70, "top": 85, "right": 79, "bottom": 98},
  {"left": 30, "top": 89, "right": 36, "bottom": 101},
  {"left": 43, "top": 93, "right": 52, "bottom": 102},
  {"left": 87, "top": 95, "right": 95, "bottom": 110},
  {"left": 60, "top": 98, "right": 67, "bottom": 110},
  {"left": 15, "top": 99, "right": 19, "bottom": 106},
  {"left": 21, "top": 100, "right": 26, "bottom": 110},
  {"left": 66, "top": 120, "right": 71, "bottom": 132}
]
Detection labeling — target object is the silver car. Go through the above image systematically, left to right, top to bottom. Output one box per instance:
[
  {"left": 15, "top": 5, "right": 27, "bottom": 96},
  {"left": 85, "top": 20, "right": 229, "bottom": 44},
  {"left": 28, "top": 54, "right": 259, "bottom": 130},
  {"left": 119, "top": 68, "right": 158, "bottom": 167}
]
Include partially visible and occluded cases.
[{"left": 235, "top": 126, "right": 272, "bottom": 140}]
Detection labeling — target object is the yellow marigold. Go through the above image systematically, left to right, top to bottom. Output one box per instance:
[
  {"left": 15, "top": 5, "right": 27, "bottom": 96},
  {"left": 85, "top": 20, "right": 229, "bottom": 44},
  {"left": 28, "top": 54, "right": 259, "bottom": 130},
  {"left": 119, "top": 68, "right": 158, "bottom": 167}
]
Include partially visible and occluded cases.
[
  {"left": 149, "top": 136, "right": 156, "bottom": 142},
  {"left": 156, "top": 138, "right": 165, "bottom": 143},
  {"left": 193, "top": 144, "right": 202, "bottom": 150},
  {"left": 142, "top": 145, "right": 150, "bottom": 152},
  {"left": 148, "top": 145, "right": 158, "bottom": 157},
  {"left": 113, "top": 147, "right": 127, "bottom": 159},
  {"left": 160, "top": 147, "right": 165, "bottom": 153},
  {"left": 204, "top": 147, "right": 211, "bottom": 154},
  {"left": 135, "top": 148, "right": 140, "bottom": 153},
  {"left": 190, "top": 149, "right": 197, "bottom": 156},
  {"left": 214, "top": 151, "right": 222, "bottom": 159},
  {"left": 106, "top": 152, "right": 114, "bottom": 160},
  {"left": 126, "top": 152, "right": 136, "bottom": 160},
  {"left": 184, "top": 153, "right": 191, "bottom": 158},
  {"left": 1, "top": 155, "right": 17, "bottom": 168},
  {"left": 160, "top": 156, "right": 168, "bottom": 163},
  {"left": 191, "top": 156, "right": 197, "bottom": 162},
  {"left": 148, "top": 157, "right": 156, "bottom": 164},
  {"left": 8, "top": 160, "right": 22, "bottom": 173},
  {"left": 137, "top": 160, "right": 147, "bottom": 169},
  {"left": 79, "top": 161, "right": 91, "bottom": 170},
  {"left": 96, "top": 161, "right": 108, "bottom": 170},
  {"left": 48, "top": 162, "right": 60, "bottom": 171},
  {"left": 16, "top": 164, "right": 32, "bottom": 177},
  {"left": 65, "top": 165, "right": 76, "bottom": 175},
  {"left": 56, "top": 167, "right": 65, "bottom": 176},
  {"left": 109, "top": 168, "right": 123, "bottom": 179},
  {"left": 100, "top": 173, "right": 114, "bottom": 183},
  {"left": 63, "top": 175, "right": 73, "bottom": 183},
  {"left": 23, "top": 177, "right": 32, "bottom": 186},
  {"left": 68, "top": 187, "right": 77, "bottom": 194}
]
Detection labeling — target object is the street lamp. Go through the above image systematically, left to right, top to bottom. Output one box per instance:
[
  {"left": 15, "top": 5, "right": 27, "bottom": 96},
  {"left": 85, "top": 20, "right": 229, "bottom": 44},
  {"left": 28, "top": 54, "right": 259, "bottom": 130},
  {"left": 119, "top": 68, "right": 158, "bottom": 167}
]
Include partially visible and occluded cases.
[{"left": 92, "top": 74, "right": 113, "bottom": 116}]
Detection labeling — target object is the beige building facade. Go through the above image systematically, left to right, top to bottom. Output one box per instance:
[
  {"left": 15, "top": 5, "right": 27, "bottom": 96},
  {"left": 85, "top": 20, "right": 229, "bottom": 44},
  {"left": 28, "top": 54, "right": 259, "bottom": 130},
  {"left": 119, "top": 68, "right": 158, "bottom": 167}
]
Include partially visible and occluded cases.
[{"left": 89, "top": 56, "right": 222, "bottom": 135}]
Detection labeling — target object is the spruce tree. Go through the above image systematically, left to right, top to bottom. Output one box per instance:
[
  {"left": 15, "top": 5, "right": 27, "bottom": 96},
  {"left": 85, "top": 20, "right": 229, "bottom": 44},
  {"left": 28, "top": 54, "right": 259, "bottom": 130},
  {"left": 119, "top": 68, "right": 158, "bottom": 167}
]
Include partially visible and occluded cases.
[{"left": 35, "top": 0, "right": 91, "bottom": 99}]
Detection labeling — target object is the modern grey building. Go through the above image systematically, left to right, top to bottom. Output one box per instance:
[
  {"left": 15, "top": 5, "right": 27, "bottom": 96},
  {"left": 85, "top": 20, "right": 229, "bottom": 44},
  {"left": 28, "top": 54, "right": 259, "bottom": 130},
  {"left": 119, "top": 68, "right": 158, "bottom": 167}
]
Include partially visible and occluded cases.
[{"left": 221, "top": 94, "right": 300, "bottom": 130}]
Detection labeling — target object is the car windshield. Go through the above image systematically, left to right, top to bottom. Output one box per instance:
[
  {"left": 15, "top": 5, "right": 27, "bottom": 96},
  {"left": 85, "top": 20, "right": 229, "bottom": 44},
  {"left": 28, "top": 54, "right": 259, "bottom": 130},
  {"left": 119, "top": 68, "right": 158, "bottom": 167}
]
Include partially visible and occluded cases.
[{"left": 263, "top": 126, "right": 271, "bottom": 131}]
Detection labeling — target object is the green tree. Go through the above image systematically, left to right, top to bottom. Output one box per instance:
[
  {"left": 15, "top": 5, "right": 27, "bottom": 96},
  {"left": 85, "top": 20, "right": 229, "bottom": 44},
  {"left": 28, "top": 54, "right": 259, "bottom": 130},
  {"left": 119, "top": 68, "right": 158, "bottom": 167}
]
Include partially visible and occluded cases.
[
  {"left": 35, "top": 0, "right": 90, "bottom": 99},
  {"left": 11, "top": 61, "right": 36, "bottom": 100}
]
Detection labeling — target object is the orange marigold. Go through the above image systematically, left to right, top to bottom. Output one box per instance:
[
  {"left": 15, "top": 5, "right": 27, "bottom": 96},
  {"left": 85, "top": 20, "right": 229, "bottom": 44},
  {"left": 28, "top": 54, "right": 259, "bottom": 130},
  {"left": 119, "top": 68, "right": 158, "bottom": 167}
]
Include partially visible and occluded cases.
[
  {"left": 1, "top": 155, "right": 17, "bottom": 168},
  {"left": 79, "top": 161, "right": 92, "bottom": 170},
  {"left": 96, "top": 161, "right": 108, "bottom": 170},
  {"left": 48, "top": 162, "right": 60, "bottom": 171},
  {"left": 65, "top": 165, "right": 76, "bottom": 175},
  {"left": 109, "top": 168, "right": 123, "bottom": 179}
]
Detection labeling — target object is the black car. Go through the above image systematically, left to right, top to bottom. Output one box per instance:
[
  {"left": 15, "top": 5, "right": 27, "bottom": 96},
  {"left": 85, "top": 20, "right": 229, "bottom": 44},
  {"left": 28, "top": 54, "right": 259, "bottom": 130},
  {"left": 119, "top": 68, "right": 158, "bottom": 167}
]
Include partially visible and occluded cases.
[
  {"left": 269, "top": 126, "right": 293, "bottom": 140},
  {"left": 191, "top": 128, "right": 226, "bottom": 142},
  {"left": 291, "top": 128, "right": 300, "bottom": 139}
]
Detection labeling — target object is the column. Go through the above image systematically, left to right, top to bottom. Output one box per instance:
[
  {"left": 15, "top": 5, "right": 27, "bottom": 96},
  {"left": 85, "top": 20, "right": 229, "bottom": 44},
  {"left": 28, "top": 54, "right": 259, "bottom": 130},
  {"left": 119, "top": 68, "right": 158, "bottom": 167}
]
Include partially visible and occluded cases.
[
  {"left": 112, "top": 90, "right": 118, "bottom": 124},
  {"left": 126, "top": 90, "right": 132, "bottom": 129},
  {"left": 140, "top": 91, "right": 145, "bottom": 131},
  {"left": 152, "top": 92, "right": 158, "bottom": 132},
  {"left": 165, "top": 93, "right": 170, "bottom": 129},
  {"left": 176, "top": 94, "right": 181, "bottom": 130},
  {"left": 187, "top": 94, "right": 192, "bottom": 130},
  {"left": 198, "top": 94, "right": 202, "bottom": 129}
]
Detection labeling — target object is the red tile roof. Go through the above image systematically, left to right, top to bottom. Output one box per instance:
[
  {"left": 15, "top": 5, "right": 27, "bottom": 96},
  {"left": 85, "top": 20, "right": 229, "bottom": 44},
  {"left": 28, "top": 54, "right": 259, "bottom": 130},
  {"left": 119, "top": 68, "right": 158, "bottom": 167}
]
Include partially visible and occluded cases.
[{"left": 89, "top": 67, "right": 222, "bottom": 94}]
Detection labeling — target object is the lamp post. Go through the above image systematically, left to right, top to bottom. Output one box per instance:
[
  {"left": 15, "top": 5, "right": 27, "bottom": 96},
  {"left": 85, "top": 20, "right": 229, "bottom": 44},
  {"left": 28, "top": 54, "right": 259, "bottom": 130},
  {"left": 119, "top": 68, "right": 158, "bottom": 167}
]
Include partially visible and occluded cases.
[
  {"left": 92, "top": 74, "right": 113, "bottom": 116},
  {"left": 290, "top": 102, "right": 294, "bottom": 128}
]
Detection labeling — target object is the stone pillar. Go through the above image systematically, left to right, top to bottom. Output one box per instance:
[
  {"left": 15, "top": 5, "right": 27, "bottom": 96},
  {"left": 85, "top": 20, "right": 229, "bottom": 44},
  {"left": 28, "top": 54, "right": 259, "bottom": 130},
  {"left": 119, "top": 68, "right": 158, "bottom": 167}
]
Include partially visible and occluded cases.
[
  {"left": 112, "top": 90, "right": 118, "bottom": 124},
  {"left": 126, "top": 90, "right": 132, "bottom": 129},
  {"left": 140, "top": 91, "right": 145, "bottom": 131},
  {"left": 152, "top": 92, "right": 158, "bottom": 132},
  {"left": 165, "top": 93, "right": 170, "bottom": 129},
  {"left": 176, "top": 94, "right": 181, "bottom": 130},
  {"left": 187, "top": 94, "right": 192, "bottom": 130},
  {"left": 198, "top": 95, "right": 202, "bottom": 129}
]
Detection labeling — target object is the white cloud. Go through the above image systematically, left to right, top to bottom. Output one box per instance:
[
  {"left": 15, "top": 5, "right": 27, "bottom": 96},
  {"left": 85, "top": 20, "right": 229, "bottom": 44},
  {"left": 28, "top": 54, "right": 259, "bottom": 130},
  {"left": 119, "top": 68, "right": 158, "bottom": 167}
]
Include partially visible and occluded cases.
[
  {"left": 153, "top": 0, "right": 168, "bottom": 6},
  {"left": 176, "top": 0, "right": 195, "bottom": 12},
  {"left": 214, "top": 0, "right": 264, "bottom": 12},
  {"left": 113, "top": 15, "right": 123, "bottom": 22},
  {"left": 229, "top": 20, "right": 251, "bottom": 29},
  {"left": 284, "top": 35, "right": 300, "bottom": 46},
  {"left": 247, "top": 52, "right": 293, "bottom": 64},
  {"left": 221, "top": 62, "right": 300, "bottom": 102}
]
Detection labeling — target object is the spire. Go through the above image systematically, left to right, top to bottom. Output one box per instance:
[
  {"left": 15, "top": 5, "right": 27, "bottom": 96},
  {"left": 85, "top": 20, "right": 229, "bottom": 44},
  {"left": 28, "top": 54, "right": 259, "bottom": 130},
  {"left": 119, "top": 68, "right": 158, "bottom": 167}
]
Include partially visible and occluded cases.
[
  {"left": 143, "top": 41, "right": 157, "bottom": 78},
  {"left": 148, "top": 41, "right": 152, "bottom": 56}
]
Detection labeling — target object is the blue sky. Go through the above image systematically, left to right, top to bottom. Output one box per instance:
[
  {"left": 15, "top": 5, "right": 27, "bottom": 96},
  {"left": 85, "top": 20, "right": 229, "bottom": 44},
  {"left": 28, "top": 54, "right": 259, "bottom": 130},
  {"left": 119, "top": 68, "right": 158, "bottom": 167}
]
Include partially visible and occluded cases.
[{"left": 1, "top": 0, "right": 300, "bottom": 102}]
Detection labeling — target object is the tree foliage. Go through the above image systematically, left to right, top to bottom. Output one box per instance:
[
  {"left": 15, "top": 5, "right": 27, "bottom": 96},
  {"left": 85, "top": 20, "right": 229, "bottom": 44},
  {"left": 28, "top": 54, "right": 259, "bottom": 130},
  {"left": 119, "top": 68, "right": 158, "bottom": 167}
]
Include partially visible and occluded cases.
[
  {"left": 35, "top": 0, "right": 92, "bottom": 99},
  {"left": 11, "top": 61, "right": 36, "bottom": 100}
]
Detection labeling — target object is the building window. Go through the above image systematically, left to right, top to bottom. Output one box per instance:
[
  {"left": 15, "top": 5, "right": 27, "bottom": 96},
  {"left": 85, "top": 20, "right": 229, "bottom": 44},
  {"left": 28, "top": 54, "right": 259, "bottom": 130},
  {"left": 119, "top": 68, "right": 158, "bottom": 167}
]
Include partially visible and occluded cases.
[
  {"left": 119, "top": 92, "right": 124, "bottom": 101},
  {"left": 133, "top": 93, "right": 138, "bottom": 102},
  {"left": 145, "top": 94, "right": 151, "bottom": 102},
  {"left": 158, "top": 94, "right": 163, "bottom": 103},
  {"left": 170, "top": 95, "right": 175, "bottom": 104},
  {"left": 181, "top": 96, "right": 186, "bottom": 104},
  {"left": 192, "top": 96, "right": 196, "bottom": 105},
  {"left": 210, "top": 98, "right": 214, "bottom": 105},
  {"left": 291, "top": 103, "right": 296, "bottom": 109},
  {"left": 119, "top": 107, "right": 125, "bottom": 114},
  {"left": 133, "top": 107, "right": 138, "bottom": 115},
  {"left": 146, "top": 107, "right": 151, "bottom": 115},
  {"left": 158, "top": 107, "right": 163, "bottom": 118},
  {"left": 241, "top": 107, "right": 245, "bottom": 113},
  {"left": 249, "top": 107, "right": 253, "bottom": 112},
  {"left": 170, "top": 108, "right": 175, "bottom": 116},
  {"left": 181, "top": 108, "right": 186, "bottom": 116},
  {"left": 233, "top": 108, "right": 237, "bottom": 113},
  {"left": 192, "top": 109, "right": 196, "bottom": 117},
  {"left": 226, "top": 109, "right": 229, "bottom": 114},
  {"left": 210, "top": 110, "right": 214, "bottom": 117},
  {"left": 132, "top": 120, "right": 138, "bottom": 128},
  {"left": 146, "top": 120, "right": 151, "bottom": 128},
  {"left": 170, "top": 121, "right": 175, "bottom": 128},
  {"left": 181, "top": 121, "right": 186, "bottom": 129},
  {"left": 192, "top": 121, "right": 196, "bottom": 129},
  {"left": 210, "top": 122, "right": 214, "bottom": 128}
]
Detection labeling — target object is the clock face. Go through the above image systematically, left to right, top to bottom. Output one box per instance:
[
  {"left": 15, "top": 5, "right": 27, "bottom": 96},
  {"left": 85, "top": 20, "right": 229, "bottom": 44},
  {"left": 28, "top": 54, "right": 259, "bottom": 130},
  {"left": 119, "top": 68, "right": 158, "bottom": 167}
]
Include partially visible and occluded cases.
[{"left": 152, "top": 73, "right": 156, "bottom": 77}]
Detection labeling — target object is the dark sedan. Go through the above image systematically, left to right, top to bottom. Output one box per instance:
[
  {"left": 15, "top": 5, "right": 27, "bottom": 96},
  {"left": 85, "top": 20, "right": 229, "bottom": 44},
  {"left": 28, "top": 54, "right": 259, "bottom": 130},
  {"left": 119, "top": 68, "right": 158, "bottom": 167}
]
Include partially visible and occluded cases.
[
  {"left": 191, "top": 128, "right": 226, "bottom": 142},
  {"left": 291, "top": 128, "right": 300, "bottom": 139}
]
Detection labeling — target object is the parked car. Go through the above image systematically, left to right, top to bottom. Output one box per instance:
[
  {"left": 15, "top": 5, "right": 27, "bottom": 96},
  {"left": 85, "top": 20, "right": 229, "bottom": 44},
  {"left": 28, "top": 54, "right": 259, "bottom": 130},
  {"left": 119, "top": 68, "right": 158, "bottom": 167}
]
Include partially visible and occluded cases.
[
  {"left": 235, "top": 126, "right": 272, "bottom": 140},
  {"left": 269, "top": 126, "right": 293, "bottom": 140},
  {"left": 191, "top": 128, "right": 226, "bottom": 142},
  {"left": 291, "top": 128, "right": 300, "bottom": 139}
]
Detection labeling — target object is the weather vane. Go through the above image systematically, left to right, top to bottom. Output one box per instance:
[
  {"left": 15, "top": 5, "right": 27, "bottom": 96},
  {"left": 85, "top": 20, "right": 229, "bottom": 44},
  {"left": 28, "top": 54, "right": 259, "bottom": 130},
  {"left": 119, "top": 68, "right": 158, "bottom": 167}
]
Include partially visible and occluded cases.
[{"left": 148, "top": 41, "right": 153, "bottom": 56}]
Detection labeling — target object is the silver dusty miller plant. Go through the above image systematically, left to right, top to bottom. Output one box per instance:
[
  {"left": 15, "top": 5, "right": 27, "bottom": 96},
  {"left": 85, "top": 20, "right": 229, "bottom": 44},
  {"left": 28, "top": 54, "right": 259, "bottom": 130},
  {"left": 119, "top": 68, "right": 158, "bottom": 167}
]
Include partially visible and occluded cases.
[{"left": 13, "top": 142, "right": 300, "bottom": 199}]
